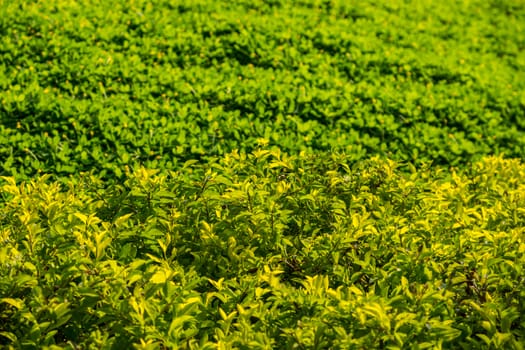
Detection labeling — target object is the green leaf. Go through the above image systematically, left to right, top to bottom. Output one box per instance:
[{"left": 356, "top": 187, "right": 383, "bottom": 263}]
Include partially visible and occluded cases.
[{"left": 1, "top": 298, "right": 24, "bottom": 309}]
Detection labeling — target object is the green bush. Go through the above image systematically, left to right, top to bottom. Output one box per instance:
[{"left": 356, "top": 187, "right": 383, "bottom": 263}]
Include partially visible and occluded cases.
[
  {"left": 0, "top": 0, "right": 524, "bottom": 180},
  {"left": 1, "top": 0, "right": 525, "bottom": 348},
  {"left": 1, "top": 153, "right": 524, "bottom": 348}
]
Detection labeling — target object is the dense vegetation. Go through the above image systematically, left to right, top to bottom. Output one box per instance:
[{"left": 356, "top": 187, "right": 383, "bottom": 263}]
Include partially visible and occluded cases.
[
  {"left": 1, "top": 0, "right": 524, "bottom": 349},
  {"left": 1, "top": 0, "right": 525, "bottom": 179}
]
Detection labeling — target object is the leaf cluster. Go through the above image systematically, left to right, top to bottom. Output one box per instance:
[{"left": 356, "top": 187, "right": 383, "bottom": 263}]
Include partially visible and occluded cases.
[
  {"left": 0, "top": 0, "right": 524, "bottom": 180},
  {"left": 1, "top": 153, "right": 524, "bottom": 348}
]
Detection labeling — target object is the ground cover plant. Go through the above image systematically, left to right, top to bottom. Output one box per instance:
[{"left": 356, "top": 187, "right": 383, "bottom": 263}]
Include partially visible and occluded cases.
[
  {"left": 1, "top": 0, "right": 525, "bottom": 349},
  {"left": 1, "top": 0, "right": 524, "bottom": 179}
]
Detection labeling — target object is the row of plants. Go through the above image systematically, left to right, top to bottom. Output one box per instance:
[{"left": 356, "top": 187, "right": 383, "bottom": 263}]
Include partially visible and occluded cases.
[
  {"left": 1, "top": 0, "right": 524, "bottom": 180},
  {"left": 1, "top": 152, "right": 524, "bottom": 348}
]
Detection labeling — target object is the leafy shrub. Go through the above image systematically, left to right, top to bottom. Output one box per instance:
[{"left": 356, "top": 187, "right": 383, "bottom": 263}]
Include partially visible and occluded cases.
[
  {"left": 0, "top": 0, "right": 524, "bottom": 180},
  {"left": 1, "top": 0, "right": 525, "bottom": 348},
  {"left": 1, "top": 153, "right": 524, "bottom": 348}
]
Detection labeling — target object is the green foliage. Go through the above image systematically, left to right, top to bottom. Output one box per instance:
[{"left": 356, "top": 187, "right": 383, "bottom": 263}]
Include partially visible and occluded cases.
[
  {"left": 0, "top": 0, "right": 524, "bottom": 179},
  {"left": 1, "top": 0, "right": 525, "bottom": 348},
  {"left": 1, "top": 153, "right": 524, "bottom": 348}
]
